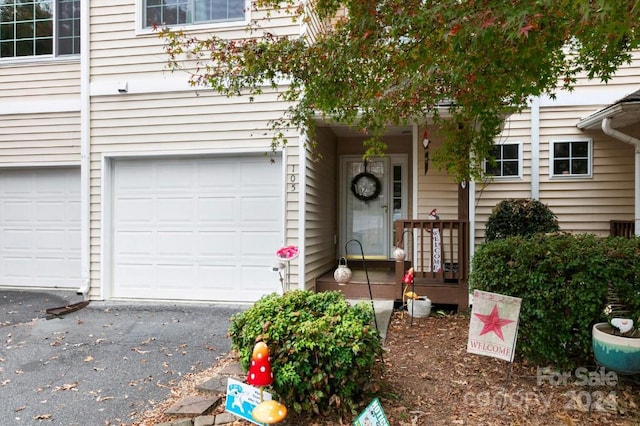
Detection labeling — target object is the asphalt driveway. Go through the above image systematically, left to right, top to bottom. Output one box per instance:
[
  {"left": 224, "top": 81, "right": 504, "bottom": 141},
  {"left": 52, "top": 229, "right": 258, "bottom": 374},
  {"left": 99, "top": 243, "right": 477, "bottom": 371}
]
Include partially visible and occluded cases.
[{"left": 0, "top": 290, "right": 244, "bottom": 425}]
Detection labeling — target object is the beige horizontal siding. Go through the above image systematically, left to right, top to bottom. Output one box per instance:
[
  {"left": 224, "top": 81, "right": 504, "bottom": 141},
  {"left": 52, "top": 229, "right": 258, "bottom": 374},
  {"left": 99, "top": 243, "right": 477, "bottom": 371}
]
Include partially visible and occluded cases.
[
  {"left": 90, "top": 0, "right": 302, "bottom": 80},
  {"left": 0, "top": 61, "right": 80, "bottom": 103},
  {"left": 0, "top": 112, "right": 80, "bottom": 164},
  {"left": 304, "top": 126, "right": 338, "bottom": 291},
  {"left": 418, "top": 128, "right": 459, "bottom": 221}
]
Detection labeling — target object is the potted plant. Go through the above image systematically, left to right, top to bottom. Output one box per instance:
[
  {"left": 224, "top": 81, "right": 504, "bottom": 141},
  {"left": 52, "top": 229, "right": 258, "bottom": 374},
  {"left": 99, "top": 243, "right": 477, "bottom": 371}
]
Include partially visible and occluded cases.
[{"left": 592, "top": 284, "right": 640, "bottom": 375}]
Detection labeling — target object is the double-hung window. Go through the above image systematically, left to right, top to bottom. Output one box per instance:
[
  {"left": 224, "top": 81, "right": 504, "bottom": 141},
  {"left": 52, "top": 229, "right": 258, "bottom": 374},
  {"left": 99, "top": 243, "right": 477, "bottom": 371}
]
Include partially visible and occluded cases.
[
  {"left": 0, "top": 0, "right": 80, "bottom": 58},
  {"left": 144, "top": 0, "right": 246, "bottom": 28},
  {"left": 551, "top": 140, "right": 591, "bottom": 177},
  {"left": 485, "top": 143, "right": 521, "bottom": 178}
]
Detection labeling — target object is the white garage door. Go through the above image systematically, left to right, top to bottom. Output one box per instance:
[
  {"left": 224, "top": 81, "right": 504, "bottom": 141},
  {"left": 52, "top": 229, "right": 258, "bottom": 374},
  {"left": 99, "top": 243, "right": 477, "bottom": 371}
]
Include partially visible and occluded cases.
[
  {"left": 112, "top": 156, "right": 283, "bottom": 302},
  {"left": 0, "top": 168, "right": 81, "bottom": 289}
]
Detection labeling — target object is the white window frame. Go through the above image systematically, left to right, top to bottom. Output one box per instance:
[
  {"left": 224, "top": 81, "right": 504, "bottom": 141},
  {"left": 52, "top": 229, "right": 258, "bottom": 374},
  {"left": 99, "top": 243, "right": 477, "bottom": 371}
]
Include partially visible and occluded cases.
[
  {"left": 0, "top": 0, "right": 80, "bottom": 62},
  {"left": 136, "top": 0, "right": 250, "bottom": 35},
  {"left": 549, "top": 139, "right": 593, "bottom": 178},
  {"left": 483, "top": 141, "right": 523, "bottom": 179}
]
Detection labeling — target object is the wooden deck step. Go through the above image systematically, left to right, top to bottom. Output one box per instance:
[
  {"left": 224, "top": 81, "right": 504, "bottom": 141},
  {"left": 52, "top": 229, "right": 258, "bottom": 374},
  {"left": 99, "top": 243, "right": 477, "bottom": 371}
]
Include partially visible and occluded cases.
[{"left": 316, "top": 269, "right": 397, "bottom": 300}]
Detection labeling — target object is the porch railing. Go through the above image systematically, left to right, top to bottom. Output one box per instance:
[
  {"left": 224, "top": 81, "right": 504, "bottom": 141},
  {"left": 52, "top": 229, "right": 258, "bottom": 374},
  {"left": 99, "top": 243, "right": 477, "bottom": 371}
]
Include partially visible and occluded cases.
[
  {"left": 394, "top": 220, "right": 469, "bottom": 283},
  {"left": 610, "top": 220, "right": 635, "bottom": 238}
]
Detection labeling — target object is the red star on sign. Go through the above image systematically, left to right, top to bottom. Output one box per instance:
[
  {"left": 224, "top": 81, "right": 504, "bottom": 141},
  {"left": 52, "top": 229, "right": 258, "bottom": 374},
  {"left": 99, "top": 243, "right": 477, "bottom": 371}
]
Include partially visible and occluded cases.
[{"left": 474, "top": 304, "right": 514, "bottom": 341}]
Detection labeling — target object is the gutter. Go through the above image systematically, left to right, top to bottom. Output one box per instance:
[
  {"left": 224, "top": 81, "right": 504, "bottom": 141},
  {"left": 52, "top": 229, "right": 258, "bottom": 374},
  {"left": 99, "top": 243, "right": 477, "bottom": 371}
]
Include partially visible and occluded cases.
[
  {"left": 77, "top": 0, "right": 91, "bottom": 296},
  {"left": 601, "top": 117, "right": 640, "bottom": 236}
]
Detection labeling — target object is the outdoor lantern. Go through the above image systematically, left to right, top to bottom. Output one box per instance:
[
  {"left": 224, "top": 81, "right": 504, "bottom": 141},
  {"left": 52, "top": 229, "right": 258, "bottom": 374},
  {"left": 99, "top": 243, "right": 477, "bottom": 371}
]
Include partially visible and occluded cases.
[
  {"left": 392, "top": 246, "right": 406, "bottom": 261},
  {"left": 333, "top": 257, "right": 352, "bottom": 285}
]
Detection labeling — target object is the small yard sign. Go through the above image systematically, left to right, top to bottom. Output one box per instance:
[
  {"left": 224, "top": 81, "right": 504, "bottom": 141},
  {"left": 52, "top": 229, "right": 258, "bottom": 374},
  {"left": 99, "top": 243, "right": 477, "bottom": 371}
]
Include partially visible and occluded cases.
[
  {"left": 467, "top": 290, "right": 522, "bottom": 362},
  {"left": 225, "top": 377, "right": 272, "bottom": 425},
  {"left": 353, "top": 398, "right": 390, "bottom": 426}
]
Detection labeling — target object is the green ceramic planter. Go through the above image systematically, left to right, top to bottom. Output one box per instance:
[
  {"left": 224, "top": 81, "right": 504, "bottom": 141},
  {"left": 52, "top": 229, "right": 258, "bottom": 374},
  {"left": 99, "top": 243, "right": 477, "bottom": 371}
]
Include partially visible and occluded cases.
[{"left": 592, "top": 323, "right": 640, "bottom": 375}]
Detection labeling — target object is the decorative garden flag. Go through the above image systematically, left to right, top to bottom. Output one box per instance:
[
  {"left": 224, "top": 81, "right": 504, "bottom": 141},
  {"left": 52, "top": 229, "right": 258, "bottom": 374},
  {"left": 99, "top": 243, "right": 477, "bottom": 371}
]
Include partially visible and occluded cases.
[{"left": 467, "top": 290, "right": 522, "bottom": 362}]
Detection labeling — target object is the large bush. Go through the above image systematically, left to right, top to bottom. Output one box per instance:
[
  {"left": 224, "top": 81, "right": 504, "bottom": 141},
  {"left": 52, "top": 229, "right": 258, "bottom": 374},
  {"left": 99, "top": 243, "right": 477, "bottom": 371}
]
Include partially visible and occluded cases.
[
  {"left": 485, "top": 198, "right": 559, "bottom": 241},
  {"left": 470, "top": 233, "right": 640, "bottom": 368},
  {"left": 229, "top": 290, "right": 382, "bottom": 416}
]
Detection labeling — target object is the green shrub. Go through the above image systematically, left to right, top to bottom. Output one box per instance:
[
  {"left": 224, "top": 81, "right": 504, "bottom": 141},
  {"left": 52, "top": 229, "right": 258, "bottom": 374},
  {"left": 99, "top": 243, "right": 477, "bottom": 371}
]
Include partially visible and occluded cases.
[
  {"left": 485, "top": 198, "right": 559, "bottom": 242},
  {"left": 469, "top": 233, "right": 640, "bottom": 368},
  {"left": 228, "top": 290, "right": 382, "bottom": 416}
]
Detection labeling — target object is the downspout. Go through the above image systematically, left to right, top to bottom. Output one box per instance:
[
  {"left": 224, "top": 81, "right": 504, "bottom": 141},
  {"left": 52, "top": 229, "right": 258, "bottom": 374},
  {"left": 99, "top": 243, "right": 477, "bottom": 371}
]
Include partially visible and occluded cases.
[
  {"left": 77, "top": 0, "right": 91, "bottom": 296},
  {"left": 530, "top": 97, "right": 540, "bottom": 200},
  {"left": 602, "top": 117, "right": 640, "bottom": 236},
  {"left": 297, "top": 132, "right": 307, "bottom": 290}
]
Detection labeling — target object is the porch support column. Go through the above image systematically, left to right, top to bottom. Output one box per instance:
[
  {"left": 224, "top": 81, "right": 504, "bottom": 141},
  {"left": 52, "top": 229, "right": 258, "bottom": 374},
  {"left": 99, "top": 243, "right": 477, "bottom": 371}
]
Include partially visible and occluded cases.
[{"left": 601, "top": 118, "right": 640, "bottom": 236}]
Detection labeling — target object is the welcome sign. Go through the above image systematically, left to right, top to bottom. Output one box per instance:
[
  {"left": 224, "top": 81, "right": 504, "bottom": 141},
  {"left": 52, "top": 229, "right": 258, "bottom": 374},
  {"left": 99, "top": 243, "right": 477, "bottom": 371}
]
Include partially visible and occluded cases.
[
  {"left": 467, "top": 290, "right": 522, "bottom": 362},
  {"left": 353, "top": 398, "right": 390, "bottom": 426}
]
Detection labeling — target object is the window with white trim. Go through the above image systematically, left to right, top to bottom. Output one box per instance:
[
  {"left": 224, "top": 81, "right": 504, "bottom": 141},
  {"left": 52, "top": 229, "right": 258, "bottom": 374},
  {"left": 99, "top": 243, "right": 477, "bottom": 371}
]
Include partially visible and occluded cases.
[
  {"left": 0, "top": 0, "right": 80, "bottom": 58},
  {"left": 144, "top": 0, "right": 245, "bottom": 28},
  {"left": 551, "top": 140, "right": 591, "bottom": 177},
  {"left": 485, "top": 143, "right": 520, "bottom": 177}
]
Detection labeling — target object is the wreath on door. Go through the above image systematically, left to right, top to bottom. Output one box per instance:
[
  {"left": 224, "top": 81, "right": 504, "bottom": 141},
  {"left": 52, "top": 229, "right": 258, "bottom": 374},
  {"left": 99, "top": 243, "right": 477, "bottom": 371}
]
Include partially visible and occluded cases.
[{"left": 350, "top": 161, "right": 381, "bottom": 202}]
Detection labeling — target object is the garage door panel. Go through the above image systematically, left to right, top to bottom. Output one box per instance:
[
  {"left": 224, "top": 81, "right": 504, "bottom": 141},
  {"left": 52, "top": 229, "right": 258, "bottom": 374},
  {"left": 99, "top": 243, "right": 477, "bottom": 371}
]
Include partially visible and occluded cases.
[
  {"left": 113, "top": 156, "right": 283, "bottom": 302},
  {"left": 198, "top": 162, "right": 234, "bottom": 188},
  {"left": 115, "top": 163, "right": 155, "bottom": 190},
  {"left": 158, "top": 164, "right": 195, "bottom": 189},
  {"left": 0, "top": 168, "right": 80, "bottom": 289},
  {"left": 36, "top": 173, "right": 68, "bottom": 194},
  {"left": 3, "top": 174, "right": 31, "bottom": 193},
  {"left": 157, "top": 197, "right": 197, "bottom": 223},
  {"left": 241, "top": 197, "right": 281, "bottom": 222},
  {"left": 116, "top": 198, "right": 155, "bottom": 223},
  {"left": 198, "top": 198, "right": 235, "bottom": 221},
  {"left": 36, "top": 201, "right": 67, "bottom": 222},
  {"left": 4, "top": 202, "right": 33, "bottom": 223},
  {"left": 4, "top": 229, "right": 32, "bottom": 249},
  {"left": 36, "top": 230, "right": 67, "bottom": 250},
  {"left": 114, "top": 231, "right": 155, "bottom": 256},
  {"left": 157, "top": 231, "right": 195, "bottom": 255},
  {"left": 242, "top": 231, "right": 280, "bottom": 256},
  {"left": 199, "top": 232, "right": 235, "bottom": 255},
  {"left": 4, "top": 257, "right": 31, "bottom": 278},
  {"left": 36, "top": 257, "right": 68, "bottom": 279},
  {"left": 114, "top": 263, "right": 155, "bottom": 288},
  {"left": 157, "top": 264, "right": 195, "bottom": 289},
  {"left": 198, "top": 265, "right": 234, "bottom": 289},
  {"left": 242, "top": 265, "right": 277, "bottom": 291}
]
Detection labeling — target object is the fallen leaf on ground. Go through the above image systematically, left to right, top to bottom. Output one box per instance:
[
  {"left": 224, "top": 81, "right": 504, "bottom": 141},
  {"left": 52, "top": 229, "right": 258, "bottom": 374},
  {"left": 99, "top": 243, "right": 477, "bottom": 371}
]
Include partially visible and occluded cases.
[
  {"left": 54, "top": 382, "right": 78, "bottom": 391},
  {"left": 34, "top": 414, "right": 52, "bottom": 420}
]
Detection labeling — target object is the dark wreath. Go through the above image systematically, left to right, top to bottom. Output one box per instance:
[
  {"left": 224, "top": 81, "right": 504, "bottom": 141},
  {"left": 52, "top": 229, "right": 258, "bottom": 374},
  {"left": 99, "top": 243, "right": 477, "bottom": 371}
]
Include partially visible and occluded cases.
[{"left": 350, "top": 172, "right": 382, "bottom": 202}]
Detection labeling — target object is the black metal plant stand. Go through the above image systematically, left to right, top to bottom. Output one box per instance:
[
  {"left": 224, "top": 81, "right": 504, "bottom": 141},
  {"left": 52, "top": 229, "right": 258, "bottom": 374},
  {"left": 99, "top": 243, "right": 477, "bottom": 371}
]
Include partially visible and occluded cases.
[{"left": 345, "top": 239, "right": 378, "bottom": 332}]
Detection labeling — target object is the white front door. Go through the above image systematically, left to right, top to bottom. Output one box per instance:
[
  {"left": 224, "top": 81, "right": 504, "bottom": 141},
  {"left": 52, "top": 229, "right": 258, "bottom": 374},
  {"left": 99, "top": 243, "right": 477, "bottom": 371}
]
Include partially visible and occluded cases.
[{"left": 340, "top": 155, "right": 407, "bottom": 259}]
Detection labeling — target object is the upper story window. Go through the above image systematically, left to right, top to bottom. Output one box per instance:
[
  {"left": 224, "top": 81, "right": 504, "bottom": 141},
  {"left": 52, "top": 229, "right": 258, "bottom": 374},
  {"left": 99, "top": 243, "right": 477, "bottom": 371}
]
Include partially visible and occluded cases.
[
  {"left": 0, "top": 0, "right": 80, "bottom": 59},
  {"left": 144, "top": 0, "right": 245, "bottom": 28},
  {"left": 551, "top": 140, "right": 591, "bottom": 177},
  {"left": 485, "top": 143, "right": 521, "bottom": 178}
]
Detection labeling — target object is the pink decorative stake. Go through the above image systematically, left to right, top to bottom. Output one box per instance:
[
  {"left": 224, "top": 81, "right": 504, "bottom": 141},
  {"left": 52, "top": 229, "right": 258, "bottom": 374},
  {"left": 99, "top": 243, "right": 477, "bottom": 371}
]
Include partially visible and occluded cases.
[{"left": 248, "top": 342, "right": 287, "bottom": 425}]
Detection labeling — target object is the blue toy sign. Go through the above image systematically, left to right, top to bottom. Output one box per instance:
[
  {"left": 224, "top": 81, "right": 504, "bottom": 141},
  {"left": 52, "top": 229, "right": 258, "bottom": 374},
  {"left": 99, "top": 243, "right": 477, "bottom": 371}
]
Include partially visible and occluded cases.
[{"left": 225, "top": 377, "right": 272, "bottom": 425}]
